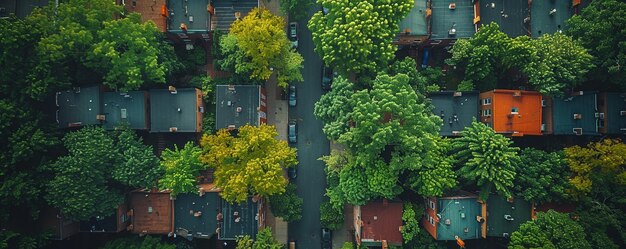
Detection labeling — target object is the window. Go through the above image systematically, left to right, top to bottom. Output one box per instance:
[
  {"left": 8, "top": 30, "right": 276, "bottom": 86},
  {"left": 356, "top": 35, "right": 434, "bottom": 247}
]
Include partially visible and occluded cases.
[
  {"left": 482, "top": 98, "right": 492, "bottom": 105},
  {"left": 511, "top": 107, "right": 519, "bottom": 113},
  {"left": 482, "top": 109, "right": 492, "bottom": 117},
  {"left": 429, "top": 200, "right": 435, "bottom": 210},
  {"left": 120, "top": 213, "right": 128, "bottom": 223},
  {"left": 429, "top": 216, "right": 435, "bottom": 226}
]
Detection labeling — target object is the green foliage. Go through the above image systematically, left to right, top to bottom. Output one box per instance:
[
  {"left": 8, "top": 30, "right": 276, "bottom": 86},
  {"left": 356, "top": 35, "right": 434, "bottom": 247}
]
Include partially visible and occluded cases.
[
  {"left": 280, "top": 0, "right": 312, "bottom": 21},
  {"left": 309, "top": 0, "right": 413, "bottom": 76},
  {"left": 314, "top": 76, "right": 355, "bottom": 141},
  {"left": 456, "top": 80, "right": 474, "bottom": 91},
  {"left": 451, "top": 121, "right": 519, "bottom": 200},
  {"left": 113, "top": 128, "right": 162, "bottom": 189},
  {"left": 158, "top": 142, "right": 206, "bottom": 197},
  {"left": 514, "top": 148, "right": 571, "bottom": 203},
  {"left": 268, "top": 183, "right": 303, "bottom": 222},
  {"left": 320, "top": 200, "right": 344, "bottom": 230},
  {"left": 576, "top": 202, "right": 625, "bottom": 249},
  {"left": 401, "top": 203, "right": 420, "bottom": 242},
  {"left": 535, "top": 210, "right": 591, "bottom": 249},
  {"left": 508, "top": 222, "right": 556, "bottom": 249},
  {"left": 253, "top": 228, "right": 283, "bottom": 249},
  {"left": 403, "top": 229, "right": 447, "bottom": 249},
  {"left": 0, "top": 230, "right": 49, "bottom": 249},
  {"left": 100, "top": 235, "right": 175, "bottom": 249},
  {"left": 236, "top": 235, "right": 254, "bottom": 249},
  {"left": 341, "top": 242, "right": 354, "bottom": 249}
]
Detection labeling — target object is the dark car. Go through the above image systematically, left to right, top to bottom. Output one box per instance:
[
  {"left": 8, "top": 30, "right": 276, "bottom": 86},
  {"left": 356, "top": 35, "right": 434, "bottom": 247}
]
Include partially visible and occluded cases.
[
  {"left": 289, "top": 22, "right": 298, "bottom": 49},
  {"left": 322, "top": 66, "right": 335, "bottom": 91},
  {"left": 288, "top": 85, "right": 296, "bottom": 106},
  {"left": 288, "top": 120, "right": 297, "bottom": 143},
  {"left": 321, "top": 228, "right": 332, "bottom": 249}
]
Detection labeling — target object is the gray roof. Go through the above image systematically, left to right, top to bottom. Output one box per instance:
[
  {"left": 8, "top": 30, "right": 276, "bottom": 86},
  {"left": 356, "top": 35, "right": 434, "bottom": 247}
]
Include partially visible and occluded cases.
[
  {"left": 167, "top": 0, "right": 210, "bottom": 34},
  {"left": 212, "top": 0, "right": 258, "bottom": 31},
  {"left": 398, "top": 0, "right": 428, "bottom": 36},
  {"left": 431, "top": 0, "right": 475, "bottom": 39},
  {"left": 478, "top": 0, "right": 530, "bottom": 37},
  {"left": 530, "top": 0, "right": 571, "bottom": 38},
  {"left": 215, "top": 85, "right": 261, "bottom": 130},
  {"left": 56, "top": 86, "right": 102, "bottom": 128},
  {"left": 149, "top": 88, "right": 202, "bottom": 133},
  {"left": 102, "top": 91, "right": 148, "bottom": 130},
  {"left": 429, "top": 91, "right": 479, "bottom": 136},
  {"left": 551, "top": 92, "right": 599, "bottom": 135},
  {"left": 602, "top": 93, "right": 626, "bottom": 134},
  {"left": 174, "top": 192, "right": 219, "bottom": 239},
  {"left": 219, "top": 197, "right": 259, "bottom": 240}
]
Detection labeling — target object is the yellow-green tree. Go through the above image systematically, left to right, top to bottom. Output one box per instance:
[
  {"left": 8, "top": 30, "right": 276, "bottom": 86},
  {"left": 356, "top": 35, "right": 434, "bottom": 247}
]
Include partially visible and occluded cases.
[{"left": 200, "top": 124, "right": 298, "bottom": 203}]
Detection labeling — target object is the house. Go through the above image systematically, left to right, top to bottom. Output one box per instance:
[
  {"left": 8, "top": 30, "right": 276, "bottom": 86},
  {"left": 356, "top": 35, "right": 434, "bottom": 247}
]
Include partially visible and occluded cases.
[
  {"left": 0, "top": 0, "right": 48, "bottom": 18},
  {"left": 118, "top": 0, "right": 167, "bottom": 32},
  {"left": 166, "top": 0, "right": 211, "bottom": 42},
  {"left": 211, "top": 0, "right": 258, "bottom": 32},
  {"left": 395, "top": 0, "right": 430, "bottom": 45},
  {"left": 429, "top": 0, "right": 475, "bottom": 41},
  {"left": 474, "top": 0, "right": 530, "bottom": 37},
  {"left": 530, "top": 0, "right": 572, "bottom": 38},
  {"left": 215, "top": 85, "right": 267, "bottom": 131},
  {"left": 56, "top": 86, "right": 103, "bottom": 128},
  {"left": 149, "top": 87, "right": 203, "bottom": 133},
  {"left": 479, "top": 89, "right": 543, "bottom": 136},
  {"left": 102, "top": 91, "right": 149, "bottom": 130},
  {"left": 429, "top": 91, "right": 479, "bottom": 136},
  {"left": 542, "top": 91, "right": 600, "bottom": 136},
  {"left": 597, "top": 93, "right": 626, "bottom": 135},
  {"left": 174, "top": 184, "right": 220, "bottom": 240},
  {"left": 128, "top": 189, "right": 174, "bottom": 235},
  {"left": 423, "top": 191, "right": 486, "bottom": 241},
  {"left": 486, "top": 195, "right": 532, "bottom": 238},
  {"left": 218, "top": 196, "right": 262, "bottom": 240},
  {"left": 353, "top": 199, "right": 403, "bottom": 247},
  {"left": 79, "top": 203, "right": 130, "bottom": 233},
  {"left": 40, "top": 207, "right": 79, "bottom": 240}
]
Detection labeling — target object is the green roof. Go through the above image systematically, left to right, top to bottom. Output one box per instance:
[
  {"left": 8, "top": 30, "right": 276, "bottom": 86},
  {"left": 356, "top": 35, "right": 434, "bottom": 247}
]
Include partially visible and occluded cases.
[
  {"left": 167, "top": 0, "right": 210, "bottom": 34},
  {"left": 399, "top": 0, "right": 428, "bottom": 36},
  {"left": 431, "top": 0, "right": 475, "bottom": 39},
  {"left": 479, "top": 0, "right": 529, "bottom": 37},
  {"left": 530, "top": 0, "right": 571, "bottom": 38},
  {"left": 215, "top": 85, "right": 261, "bottom": 130},
  {"left": 56, "top": 86, "right": 102, "bottom": 128},
  {"left": 149, "top": 88, "right": 201, "bottom": 133},
  {"left": 102, "top": 91, "right": 148, "bottom": 130},
  {"left": 429, "top": 91, "right": 479, "bottom": 136},
  {"left": 551, "top": 92, "right": 599, "bottom": 135},
  {"left": 603, "top": 93, "right": 626, "bottom": 134},
  {"left": 174, "top": 192, "right": 219, "bottom": 239},
  {"left": 436, "top": 195, "right": 482, "bottom": 240},
  {"left": 486, "top": 195, "right": 531, "bottom": 237},
  {"left": 219, "top": 197, "right": 259, "bottom": 240}
]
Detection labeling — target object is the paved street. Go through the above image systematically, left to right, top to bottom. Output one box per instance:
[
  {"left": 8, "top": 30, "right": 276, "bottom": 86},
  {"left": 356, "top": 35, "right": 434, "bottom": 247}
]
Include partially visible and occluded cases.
[{"left": 287, "top": 7, "right": 330, "bottom": 249}]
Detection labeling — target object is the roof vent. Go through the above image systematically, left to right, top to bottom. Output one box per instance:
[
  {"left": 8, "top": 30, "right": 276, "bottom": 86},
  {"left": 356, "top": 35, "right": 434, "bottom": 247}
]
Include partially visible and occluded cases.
[
  {"left": 169, "top": 86, "right": 177, "bottom": 94},
  {"left": 453, "top": 91, "right": 462, "bottom": 97},
  {"left": 513, "top": 91, "right": 522, "bottom": 97},
  {"left": 236, "top": 107, "right": 242, "bottom": 113},
  {"left": 620, "top": 110, "right": 626, "bottom": 116},
  {"left": 573, "top": 113, "right": 582, "bottom": 120},
  {"left": 96, "top": 115, "right": 106, "bottom": 121},
  {"left": 227, "top": 125, "right": 236, "bottom": 131},
  {"left": 169, "top": 127, "right": 178, "bottom": 132},
  {"left": 573, "top": 128, "right": 582, "bottom": 135},
  {"left": 452, "top": 131, "right": 461, "bottom": 136},
  {"left": 504, "top": 214, "right": 514, "bottom": 221}
]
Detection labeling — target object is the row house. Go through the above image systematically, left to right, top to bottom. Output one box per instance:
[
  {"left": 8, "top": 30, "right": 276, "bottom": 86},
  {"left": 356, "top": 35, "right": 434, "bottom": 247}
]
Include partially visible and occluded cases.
[
  {"left": 215, "top": 85, "right": 267, "bottom": 131},
  {"left": 353, "top": 199, "right": 403, "bottom": 247}
]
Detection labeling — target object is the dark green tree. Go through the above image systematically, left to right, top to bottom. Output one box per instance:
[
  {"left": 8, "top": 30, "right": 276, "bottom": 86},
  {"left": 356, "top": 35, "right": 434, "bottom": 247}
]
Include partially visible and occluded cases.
[
  {"left": 280, "top": 0, "right": 312, "bottom": 21},
  {"left": 314, "top": 76, "right": 355, "bottom": 141},
  {"left": 112, "top": 128, "right": 162, "bottom": 189},
  {"left": 514, "top": 148, "right": 571, "bottom": 203},
  {"left": 268, "top": 183, "right": 303, "bottom": 222},
  {"left": 320, "top": 200, "right": 344, "bottom": 230},
  {"left": 576, "top": 202, "right": 625, "bottom": 249},
  {"left": 534, "top": 210, "right": 591, "bottom": 249},
  {"left": 508, "top": 222, "right": 556, "bottom": 249},
  {"left": 253, "top": 228, "right": 283, "bottom": 249},
  {"left": 100, "top": 235, "right": 175, "bottom": 249}
]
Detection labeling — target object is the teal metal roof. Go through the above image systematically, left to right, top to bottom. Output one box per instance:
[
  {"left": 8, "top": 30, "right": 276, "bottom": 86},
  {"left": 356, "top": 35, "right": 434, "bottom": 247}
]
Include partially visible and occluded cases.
[
  {"left": 167, "top": 0, "right": 210, "bottom": 33},
  {"left": 399, "top": 0, "right": 428, "bottom": 36},
  {"left": 431, "top": 0, "right": 475, "bottom": 39},
  {"left": 478, "top": 0, "right": 530, "bottom": 37},
  {"left": 530, "top": 0, "right": 572, "bottom": 38},
  {"left": 215, "top": 85, "right": 261, "bottom": 130},
  {"left": 56, "top": 86, "right": 102, "bottom": 128},
  {"left": 149, "top": 88, "right": 201, "bottom": 133},
  {"left": 102, "top": 91, "right": 148, "bottom": 130},
  {"left": 429, "top": 91, "right": 479, "bottom": 136},
  {"left": 551, "top": 92, "right": 599, "bottom": 135},
  {"left": 603, "top": 93, "right": 626, "bottom": 134},
  {"left": 174, "top": 192, "right": 219, "bottom": 240},
  {"left": 486, "top": 195, "right": 531, "bottom": 237},
  {"left": 436, "top": 196, "right": 482, "bottom": 240},
  {"left": 219, "top": 197, "right": 259, "bottom": 240}
]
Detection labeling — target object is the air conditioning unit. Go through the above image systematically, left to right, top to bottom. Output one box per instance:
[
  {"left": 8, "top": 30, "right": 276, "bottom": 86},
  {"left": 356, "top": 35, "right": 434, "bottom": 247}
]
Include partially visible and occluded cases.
[
  {"left": 168, "top": 86, "right": 177, "bottom": 94},
  {"left": 571, "top": 90, "right": 584, "bottom": 96},
  {"left": 453, "top": 91, "right": 462, "bottom": 97},
  {"left": 513, "top": 91, "right": 522, "bottom": 97},
  {"left": 121, "top": 109, "right": 127, "bottom": 119},
  {"left": 621, "top": 110, "right": 626, "bottom": 116},
  {"left": 595, "top": 112, "right": 605, "bottom": 119},
  {"left": 573, "top": 113, "right": 582, "bottom": 120},
  {"left": 96, "top": 115, "right": 106, "bottom": 121},
  {"left": 541, "top": 124, "right": 546, "bottom": 131},
  {"left": 169, "top": 127, "right": 178, "bottom": 132},
  {"left": 573, "top": 128, "right": 583, "bottom": 135},
  {"left": 452, "top": 131, "right": 461, "bottom": 136},
  {"left": 504, "top": 214, "right": 514, "bottom": 221},
  {"left": 445, "top": 219, "right": 451, "bottom": 225},
  {"left": 503, "top": 233, "right": 510, "bottom": 238}
]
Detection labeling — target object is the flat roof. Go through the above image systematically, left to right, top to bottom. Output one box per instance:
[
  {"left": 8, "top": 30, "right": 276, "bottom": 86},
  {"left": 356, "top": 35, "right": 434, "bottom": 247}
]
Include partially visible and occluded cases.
[
  {"left": 124, "top": 0, "right": 167, "bottom": 32},
  {"left": 167, "top": 0, "right": 210, "bottom": 33},
  {"left": 212, "top": 0, "right": 258, "bottom": 31},
  {"left": 399, "top": 0, "right": 428, "bottom": 36},
  {"left": 431, "top": 0, "right": 475, "bottom": 39},
  {"left": 478, "top": 0, "right": 529, "bottom": 37},
  {"left": 530, "top": 0, "right": 571, "bottom": 38},
  {"left": 215, "top": 85, "right": 260, "bottom": 130},
  {"left": 56, "top": 86, "right": 102, "bottom": 128},
  {"left": 149, "top": 88, "right": 201, "bottom": 133},
  {"left": 102, "top": 91, "right": 148, "bottom": 130},
  {"left": 429, "top": 91, "right": 479, "bottom": 136},
  {"left": 551, "top": 92, "right": 599, "bottom": 135},
  {"left": 603, "top": 93, "right": 626, "bottom": 134},
  {"left": 129, "top": 190, "right": 173, "bottom": 235},
  {"left": 174, "top": 192, "right": 219, "bottom": 239},
  {"left": 486, "top": 195, "right": 531, "bottom": 237},
  {"left": 219, "top": 197, "right": 259, "bottom": 240},
  {"left": 437, "top": 197, "right": 482, "bottom": 240},
  {"left": 360, "top": 200, "right": 403, "bottom": 245}
]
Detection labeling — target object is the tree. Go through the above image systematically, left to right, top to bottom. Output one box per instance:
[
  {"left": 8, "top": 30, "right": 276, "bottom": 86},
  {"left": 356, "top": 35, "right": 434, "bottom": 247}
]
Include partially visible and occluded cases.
[
  {"left": 280, "top": 0, "right": 312, "bottom": 21},
  {"left": 308, "top": 0, "right": 413, "bottom": 76},
  {"left": 566, "top": 0, "right": 626, "bottom": 89},
  {"left": 524, "top": 33, "right": 593, "bottom": 96},
  {"left": 388, "top": 57, "right": 439, "bottom": 94},
  {"left": 314, "top": 76, "right": 355, "bottom": 141},
  {"left": 451, "top": 121, "right": 519, "bottom": 200},
  {"left": 200, "top": 125, "right": 298, "bottom": 203},
  {"left": 112, "top": 128, "right": 162, "bottom": 189},
  {"left": 158, "top": 142, "right": 206, "bottom": 197},
  {"left": 514, "top": 148, "right": 571, "bottom": 203},
  {"left": 268, "top": 183, "right": 303, "bottom": 222},
  {"left": 320, "top": 200, "right": 344, "bottom": 230},
  {"left": 576, "top": 202, "right": 625, "bottom": 249},
  {"left": 401, "top": 203, "right": 420, "bottom": 242},
  {"left": 534, "top": 210, "right": 591, "bottom": 249},
  {"left": 508, "top": 222, "right": 556, "bottom": 249},
  {"left": 253, "top": 228, "right": 283, "bottom": 249},
  {"left": 403, "top": 230, "right": 447, "bottom": 249},
  {"left": 236, "top": 235, "right": 254, "bottom": 249},
  {"left": 101, "top": 236, "right": 175, "bottom": 249},
  {"left": 341, "top": 242, "right": 355, "bottom": 249}
]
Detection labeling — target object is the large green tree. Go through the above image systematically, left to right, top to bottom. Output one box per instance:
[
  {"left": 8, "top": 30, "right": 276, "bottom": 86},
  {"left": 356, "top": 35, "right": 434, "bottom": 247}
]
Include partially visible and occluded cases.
[
  {"left": 308, "top": 0, "right": 413, "bottom": 76},
  {"left": 314, "top": 76, "right": 355, "bottom": 141},
  {"left": 451, "top": 121, "right": 519, "bottom": 200},
  {"left": 113, "top": 128, "right": 162, "bottom": 189},
  {"left": 158, "top": 142, "right": 206, "bottom": 197},
  {"left": 514, "top": 148, "right": 571, "bottom": 203},
  {"left": 268, "top": 183, "right": 303, "bottom": 222},
  {"left": 576, "top": 202, "right": 625, "bottom": 249},
  {"left": 534, "top": 210, "right": 591, "bottom": 249},
  {"left": 508, "top": 222, "right": 556, "bottom": 249}
]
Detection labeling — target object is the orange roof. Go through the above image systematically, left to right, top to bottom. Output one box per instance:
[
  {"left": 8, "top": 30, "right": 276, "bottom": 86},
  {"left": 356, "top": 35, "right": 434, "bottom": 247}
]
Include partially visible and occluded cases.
[
  {"left": 124, "top": 0, "right": 167, "bottom": 32},
  {"left": 479, "top": 89, "right": 543, "bottom": 136},
  {"left": 128, "top": 189, "right": 173, "bottom": 235},
  {"left": 360, "top": 200, "right": 403, "bottom": 245}
]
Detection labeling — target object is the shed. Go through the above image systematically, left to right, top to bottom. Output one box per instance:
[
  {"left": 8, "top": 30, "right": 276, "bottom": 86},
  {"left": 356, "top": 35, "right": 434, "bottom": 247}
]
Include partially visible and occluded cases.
[
  {"left": 120, "top": 0, "right": 167, "bottom": 32},
  {"left": 166, "top": 0, "right": 210, "bottom": 41},
  {"left": 211, "top": 0, "right": 259, "bottom": 32},
  {"left": 395, "top": 0, "right": 430, "bottom": 45},
  {"left": 430, "top": 0, "right": 476, "bottom": 40},
  {"left": 474, "top": 0, "right": 530, "bottom": 37},
  {"left": 530, "top": 0, "right": 572, "bottom": 38},
  {"left": 215, "top": 85, "right": 267, "bottom": 131},
  {"left": 56, "top": 86, "right": 103, "bottom": 128},
  {"left": 149, "top": 87, "right": 203, "bottom": 133},
  {"left": 479, "top": 89, "right": 543, "bottom": 136},
  {"left": 102, "top": 91, "right": 149, "bottom": 130},
  {"left": 429, "top": 91, "right": 479, "bottom": 136},
  {"left": 542, "top": 91, "right": 600, "bottom": 136},
  {"left": 597, "top": 93, "right": 626, "bottom": 135},
  {"left": 174, "top": 184, "right": 220, "bottom": 240},
  {"left": 128, "top": 189, "right": 174, "bottom": 235},
  {"left": 423, "top": 191, "right": 486, "bottom": 241},
  {"left": 486, "top": 195, "right": 531, "bottom": 238},
  {"left": 218, "top": 196, "right": 260, "bottom": 240},
  {"left": 353, "top": 199, "right": 403, "bottom": 246},
  {"left": 79, "top": 203, "right": 130, "bottom": 233}
]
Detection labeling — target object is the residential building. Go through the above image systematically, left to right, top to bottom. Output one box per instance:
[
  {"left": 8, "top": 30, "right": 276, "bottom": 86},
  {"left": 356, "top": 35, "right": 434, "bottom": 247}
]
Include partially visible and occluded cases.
[
  {"left": 0, "top": 0, "right": 47, "bottom": 18},
  {"left": 118, "top": 0, "right": 167, "bottom": 32},
  {"left": 166, "top": 0, "right": 211, "bottom": 42},
  {"left": 211, "top": 0, "right": 258, "bottom": 32},
  {"left": 395, "top": 0, "right": 430, "bottom": 45},
  {"left": 429, "top": 0, "right": 476, "bottom": 41},
  {"left": 474, "top": 0, "right": 530, "bottom": 37},
  {"left": 530, "top": 0, "right": 572, "bottom": 38},
  {"left": 215, "top": 85, "right": 267, "bottom": 131},
  {"left": 56, "top": 86, "right": 103, "bottom": 128},
  {"left": 149, "top": 87, "right": 203, "bottom": 133},
  {"left": 479, "top": 89, "right": 543, "bottom": 136},
  {"left": 102, "top": 91, "right": 149, "bottom": 130},
  {"left": 429, "top": 91, "right": 479, "bottom": 136},
  {"left": 542, "top": 91, "right": 600, "bottom": 136},
  {"left": 597, "top": 93, "right": 626, "bottom": 135},
  {"left": 174, "top": 184, "right": 220, "bottom": 240},
  {"left": 128, "top": 189, "right": 174, "bottom": 235},
  {"left": 423, "top": 191, "right": 486, "bottom": 241},
  {"left": 486, "top": 195, "right": 532, "bottom": 238},
  {"left": 218, "top": 196, "right": 262, "bottom": 240},
  {"left": 353, "top": 199, "right": 403, "bottom": 247},
  {"left": 79, "top": 203, "right": 130, "bottom": 233},
  {"left": 40, "top": 207, "right": 79, "bottom": 240}
]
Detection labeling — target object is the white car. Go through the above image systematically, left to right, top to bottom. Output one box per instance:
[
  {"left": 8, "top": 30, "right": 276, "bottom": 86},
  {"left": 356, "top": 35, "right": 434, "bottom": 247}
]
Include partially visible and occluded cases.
[{"left": 289, "top": 22, "right": 298, "bottom": 49}]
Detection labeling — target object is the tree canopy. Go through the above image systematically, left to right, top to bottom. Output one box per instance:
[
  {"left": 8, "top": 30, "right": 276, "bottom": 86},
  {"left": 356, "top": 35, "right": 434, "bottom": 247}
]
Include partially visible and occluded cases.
[
  {"left": 314, "top": 76, "right": 355, "bottom": 141},
  {"left": 158, "top": 142, "right": 206, "bottom": 197},
  {"left": 514, "top": 148, "right": 571, "bottom": 203},
  {"left": 268, "top": 183, "right": 303, "bottom": 222},
  {"left": 508, "top": 222, "right": 556, "bottom": 249}
]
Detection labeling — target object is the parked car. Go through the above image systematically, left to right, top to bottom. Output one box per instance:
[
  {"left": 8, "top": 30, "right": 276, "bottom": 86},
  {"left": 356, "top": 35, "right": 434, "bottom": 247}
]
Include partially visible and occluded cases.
[
  {"left": 289, "top": 22, "right": 298, "bottom": 49},
  {"left": 322, "top": 66, "right": 335, "bottom": 91},
  {"left": 289, "top": 85, "right": 296, "bottom": 106},
  {"left": 288, "top": 120, "right": 297, "bottom": 143},
  {"left": 288, "top": 167, "right": 297, "bottom": 179},
  {"left": 321, "top": 228, "right": 332, "bottom": 249}
]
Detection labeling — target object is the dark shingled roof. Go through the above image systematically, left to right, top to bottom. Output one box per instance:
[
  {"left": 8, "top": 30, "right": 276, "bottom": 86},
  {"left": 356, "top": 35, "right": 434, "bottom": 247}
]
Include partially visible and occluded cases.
[
  {"left": 167, "top": 0, "right": 210, "bottom": 34},
  {"left": 431, "top": 0, "right": 475, "bottom": 39},
  {"left": 478, "top": 0, "right": 530, "bottom": 37},
  {"left": 530, "top": 0, "right": 572, "bottom": 38},
  {"left": 215, "top": 85, "right": 262, "bottom": 130},
  {"left": 56, "top": 86, "right": 102, "bottom": 128},
  {"left": 102, "top": 91, "right": 148, "bottom": 130},
  {"left": 429, "top": 91, "right": 479, "bottom": 136},
  {"left": 550, "top": 92, "right": 600, "bottom": 135},
  {"left": 486, "top": 195, "right": 531, "bottom": 237},
  {"left": 219, "top": 197, "right": 259, "bottom": 240}
]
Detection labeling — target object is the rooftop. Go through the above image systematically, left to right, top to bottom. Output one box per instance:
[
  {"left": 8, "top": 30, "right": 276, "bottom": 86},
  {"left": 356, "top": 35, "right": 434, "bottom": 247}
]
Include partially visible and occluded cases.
[
  {"left": 0, "top": 0, "right": 47, "bottom": 18},
  {"left": 122, "top": 0, "right": 167, "bottom": 32},
  {"left": 167, "top": 0, "right": 210, "bottom": 34},
  {"left": 211, "top": 0, "right": 258, "bottom": 31},
  {"left": 398, "top": 0, "right": 429, "bottom": 36},
  {"left": 431, "top": 0, "right": 475, "bottom": 39},
  {"left": 478, "top": 0, "right": 529, "bottom": 37},
  {"left": 530, "top": 0, "right": 571, "bottom": 38},
  {"left": 215, "top": 85, "right": 263, "bottom": 130},
  {"left": 56, "top": 86, "right": 102, "bottom": 128},
  {"left": 149, "top": 88, "right": 202, "bottom": 133},
  {"left": 102, "top": 91, "right": 148, "bottom": 130},
  {"left": 429, "top": 91, "right": 479, "bottom": 136},
  {"left": 550, "top": 92, "right": 599, "bottom": 135},
  {"left": 599, "top": 93, "right": 626, "bottom": 134},
  {"left": 128, "top": 190, "right": 173, "bottom": 235},
  {"left": 174, "top": 190, "right": 219, "bottom": 240},
  {"left": 436, "top": 193, "right": 482, "bottom": 240},
  {"left": 486, "top": 195, "right": 531, "bottom": 237},
  {"left": 219, "top": 197, "right": 259, "bottom": 240},
  {"left": 359, "top": 200, "right": 403, "bottom": 246},
  {"left": 79, "top": 204, "right": 129, "bottom": 233}
]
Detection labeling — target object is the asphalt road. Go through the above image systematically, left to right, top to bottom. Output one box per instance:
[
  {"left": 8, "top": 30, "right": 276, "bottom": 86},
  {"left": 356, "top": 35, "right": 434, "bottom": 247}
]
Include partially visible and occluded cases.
[{"left": 287, "top": 7, "right": 330, "bottom": 249}]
